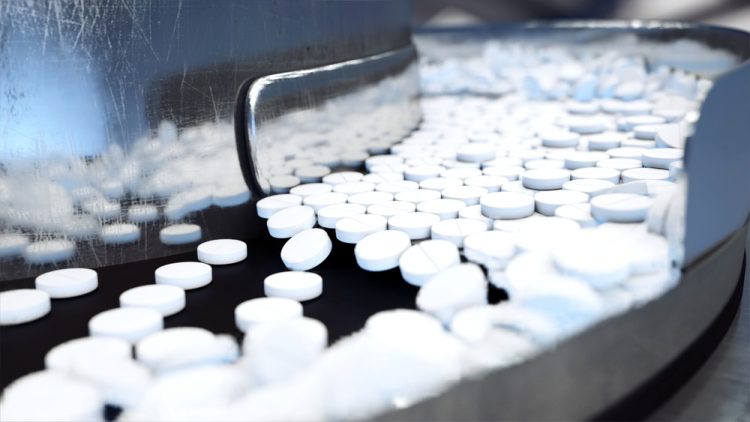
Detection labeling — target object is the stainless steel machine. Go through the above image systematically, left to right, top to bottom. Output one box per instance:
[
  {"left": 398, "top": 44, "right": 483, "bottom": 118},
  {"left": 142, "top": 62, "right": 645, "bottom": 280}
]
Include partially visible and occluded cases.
[{"left": 1, "top": 1, "right": 749, "bottom": 419}]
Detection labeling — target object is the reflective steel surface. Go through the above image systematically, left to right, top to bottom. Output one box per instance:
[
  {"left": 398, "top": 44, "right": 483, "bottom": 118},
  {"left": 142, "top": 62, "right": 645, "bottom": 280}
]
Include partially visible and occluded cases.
[
  {"left": 0, "top": 0, "right": 413, "bottom": 279},
  {"left": 242, "top": 46, "right": 420, "bottom": 195}
]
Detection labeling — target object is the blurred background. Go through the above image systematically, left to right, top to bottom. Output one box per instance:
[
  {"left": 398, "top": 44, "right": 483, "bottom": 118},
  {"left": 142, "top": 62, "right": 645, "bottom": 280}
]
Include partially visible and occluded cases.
[
  {"left": 413, "top": 0, "right": 750, "bottom": 31},
  {"left": 416, "top": 2, "right": 750, "bottom": 421}
]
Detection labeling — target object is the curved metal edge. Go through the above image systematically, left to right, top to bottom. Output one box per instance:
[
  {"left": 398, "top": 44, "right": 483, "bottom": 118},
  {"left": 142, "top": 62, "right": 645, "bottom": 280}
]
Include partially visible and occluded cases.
[
  {"left": 240, "top": 44, "right": 421, "bottom": 196},
  {"left": 235, "top": 77, "right": 267, "bottom": 197},
  {"left": 381, "top": 225, "right": 746, "bottom": 420},
  {"left": 594, "top": 252, "right": 746, "bottom": 421}
]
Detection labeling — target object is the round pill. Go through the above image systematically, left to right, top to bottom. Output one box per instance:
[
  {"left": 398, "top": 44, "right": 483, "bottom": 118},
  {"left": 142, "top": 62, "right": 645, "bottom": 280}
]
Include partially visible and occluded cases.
[
  {"left": 565, "top": 100, "right": 599, "bottom": 115},
  {"left": 622, "top": 115, "right": 665, "bottom": 130},
  {"left": 564, "top": 116, "right": 606, "bottom": 134},
  {"left": 633, "top": 124, "right": 663, "bottom": 140},
  {"left": 655, "top": 124, "right": 685, "bottom": 149},
  {"left": 540, "top": 130, "right": 579, "bottom": 148},
  {"left": 587, "top": 132, "right": 624, "bottom": 151},
  {"left": 621, "top": 139, "right": 655, "bottom": 149},
  {"left": 456, "top": 143, "right": 496, "bottom": 162},
  {"left": 607, "top": 147, "right": 648, "bottom": 159},
  {"left": 641, "top": 148, "right": 684, "bottom": 169},
  {"left": 510, "top": 149, "right": 546, "bottom": 163},
  {"left": 564, "top": 151, "right": 609, "bottom": 169},
  {"left": 365, "top": 155, "right": 403, "bottom": 171},
  {"left": 596, "top": 158, "right": 642, "bottom": 171},
  {"left": 525, "top": 159, "right": 565, "bottom": 170},
  {"left": 294, "top": 165, "right": 331, "bottom": 183},
  {"left": 404, "top": 165, "right": 444, "bottom": 182},
  {"left": 483, "top": 165, "right": 525, "bottom": 181},
  {"left": 441, "top": 167, "right": 482, "bottom": 179},
  {"left": 571, "top": 167, "right": 621, "bottom": 184},
  {"left": 621, "top": 167, "right": 670, "bottom": 183},
  {"left": 521, "top": 168, "right": 571, "bottom": 190},
  {"left": 322, "top": 171, "right": 363, "bottom": 185},
  {"left": 362, "top": 172, "right": 404, "bottom": 184},
  {"left": 269, "top": 175, "right": 301, "bottom": 193},
  {"left": 463, "top": 175, "right": 507, "bottom": 192},
  {"left": 419, "top": 177, "right": 463, "bottom": 191},
  {"left": 562, "top": 178, "right": 615, "bottom": 194},
  {"left": 375, "top": 180, "right": 419, "bottom": 194},
  {"left": 501, "top": 180, "right": 537, "bottom": 196},
  {"left": 645, "top": 180, "right": 677, "bottom": 197},
  {"left": 332, "top": 181, "right": 375, "bottom": 195},
  {"left": 290, "top": 183, "right": 333, "bottom": 197},
  {"left": 213, "top": 185, "right": 251, "bottom": 207},
  {"left": 440, "top": 186, "right": 488, "bottom": 206},
  {"left": 394, "top": 188, "right": 442, "bottom": 204},
  {"left": 534, "top": 190, "right": 589, "bottom": 216},
  {"left": 347, "top": 191, "right": 394, "bottom": 207},
  {"left": 302, "top": 192, "right": 348, "bottom": 212},
  {"left": 480, "top": 192, "right": 535, "bottom": 219},
  {"left": 591, "top": 193, "right": 654, "bottom": 223},
  {"left": 256, "top": 194, "right": 303, "bottom": 218},
  {"left": 417, "top": 198, "right": 466, "bottom": 220},
  {"left": 83, "top": 199, "right": 121, "bottom": 219},
  {"left": 366, "top": 201, "right": 416, "bottom": 218},
  {"left": 316, "top": 203, "right": 366, "bottom": 229},
  {"left": 555, "top": 203, "right": 596, "bottom": 227},
  {"left": 128, "top": 204, "right": 159, "bottom": 223},
  {"left": 267, "top": 205, "right": 316, "bottom": 238},
  {"left": 457, "top": 205, "right": 493, "bottom": 229},
  {"left": 388, "top": 212, "right": 441, "bottom": 240},
  {"left": 335, "top": 214, "right": 387, "bottom": 244},
  {"left": 59, "top": 216, "right": 98, "bottom": 239},
  {"left": 513, "top": 217, "right": 581, "bottom": 253},
  {"left": 430, "top": 218, "right": 487, "bottom": 248},
  {"left": 100, "top": 223, "right": 140, "bottom": 244},
  {"left": 159, "top": 224, "right": 202, "bottom": 245},
  {"left": 281, "top": 228, "right": 331, "bottom": 271},
  {"left": 354, "top": 230, "right": 412, "bottom": 271},
  {"left": 463, "top": 230, "right": 516, "bottom": 270},
  {"left": 552, "top": 230, "right": 631, "bottom": 289},
  {"left": 0, "top": 233, "right": 29, "bottom": 258},
  {"left": 23, "top": 239, "right": 76, "bottom": 264},
  {"left": 197, "top": 239, "right": 247, "bottom": 265},
  {"left": 399, "top": 240, "right": 461, "bottom": 287},
  {"left": 503, "top": 251, "right": 560, "bottom": 296},
  {"left": 155, "top": 261, "right": 212, "bottom": 289},
  {"left": 416, "top": 263, "right": 487, "bottom": 324},
  {"left": 35, "top": 268, "right": 98, "bottom": 298},
  {"left": 264, "top": 271, "right": 323, "bottom": 302},
  {"left": 119, "top": 284, "right": 186, "bottom": 317},
  {"left": 0, "top": 289, "right": 51, "bottom": 326},
  {"left": 234, "top": 297, "right": 303, "bottom": 333},
  {"left": 89, "top": 307, "right": 163, "bottom": 343},
  {"left": 365, "top": 309, "right": 444, "bottom": 340},
  {"left": 242, "top": 317, "right": 327, "bottom": 385},
  {"left": 135, "top": 327, "right": 220, "bottom": 370},
  {"left": 45, "top": 337, "right": 132, "bottom": 373},
  {"left": 130, "top": 362, "right": 247, "bottom": 412},
  {"left": 0, "top": 371, "right": 104, "bottom": 421}
]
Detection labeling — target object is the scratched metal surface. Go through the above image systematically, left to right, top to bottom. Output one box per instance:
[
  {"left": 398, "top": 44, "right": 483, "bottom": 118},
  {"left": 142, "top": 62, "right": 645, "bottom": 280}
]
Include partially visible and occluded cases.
[{"left": 0, "top": 0, "right": 413, "bottom": 280}]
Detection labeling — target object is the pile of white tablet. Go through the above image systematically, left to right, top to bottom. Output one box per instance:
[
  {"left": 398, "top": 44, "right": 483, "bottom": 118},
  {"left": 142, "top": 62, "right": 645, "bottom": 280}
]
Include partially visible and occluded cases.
[{"left": 1, "top": 41, "right": 703, "bottom": 421}]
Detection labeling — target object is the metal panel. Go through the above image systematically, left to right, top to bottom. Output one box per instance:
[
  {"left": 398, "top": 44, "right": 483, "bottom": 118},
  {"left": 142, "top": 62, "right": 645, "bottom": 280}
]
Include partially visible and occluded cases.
[
  {"left": 0, "top": 0, "right": 414, "bottom": 279},
  {"left": 241, "top": 46, "right": 420, "bottom": 195}
]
